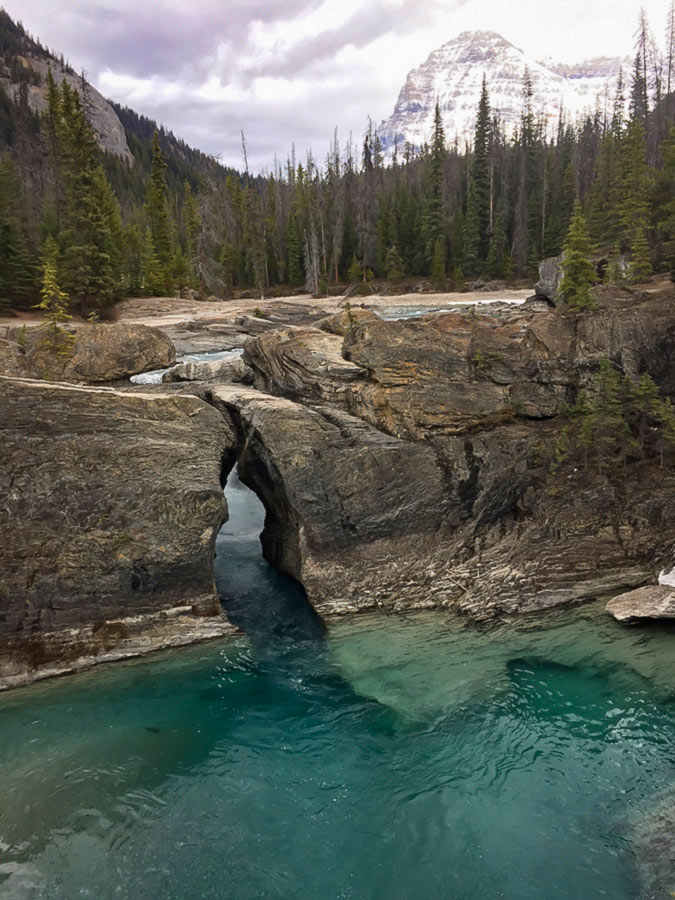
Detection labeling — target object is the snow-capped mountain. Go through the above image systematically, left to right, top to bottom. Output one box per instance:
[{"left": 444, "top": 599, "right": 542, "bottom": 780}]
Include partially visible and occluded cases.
[{"left": 379, "top": 31, "right": 627, "bottom": 154}]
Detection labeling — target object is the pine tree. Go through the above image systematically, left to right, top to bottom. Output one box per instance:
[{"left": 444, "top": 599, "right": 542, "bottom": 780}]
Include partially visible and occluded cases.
[
  {"left": 473, "top": 76, "right": 492, "bottom": 261},
  {"left": 56, "top": 84, "right": 120, "bottom": 311},
  {"left": 422, "top": 101, "right": 446, "bottom": 272},
  {"left": 619, "top": 119, "right": 651, "bottom": 253},
  {"left": 655, "top": 126, "right": 675, "bottom": 273},
  {"left": 145, "top": 131, "right": 172, "bottom": 274},
  {"left": 0, "top": 156, "right": 37, "bottom": 310},
  {"left": 183, "top": 180, "right": 201, "bottom": 287},
  {"left": 463, "top": 180, "right": 481, "bottom": 277},
  {"left": 559, "top": 203, "right": 596, "bottom": 310},
  {"left": 486, "top": 209, "right": 509, "bottom": 278},
  {"left": 286, "top": 216, "right": 302, "bottom": 284},
  {"left": 140, "top": 227, "right": 163, "bottom": 296},
  {"left": 629, "top": 227, "right": 652, "bottom": 280},
  {"left": 36, "top": 235, "right": 73, "bottom": 354},
  {"left": 430, "top": 237, "right": 446, "bottom": 290},
  {"left": 219, "top": 239, "right": 234, "bottom": 296},
  {"left": 385, "top": 244, "right": 405, "bottom": 280},
  {"left": 604, "top": 244, "right": 625, "bottom": 284},
  {"left": 347, "top": 253, "right": 362, "bottom": 283},
  {"left": 578, "top": 357, "right": 638, "bottom": 471},
  {"left": 631, "top": 372, "right": 662, "bottom": 449}
]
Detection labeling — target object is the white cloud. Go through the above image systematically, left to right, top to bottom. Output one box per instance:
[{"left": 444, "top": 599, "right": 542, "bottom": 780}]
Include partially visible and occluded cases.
[{"left": 5, "top": 0, "right": 673, "bottom": 171}]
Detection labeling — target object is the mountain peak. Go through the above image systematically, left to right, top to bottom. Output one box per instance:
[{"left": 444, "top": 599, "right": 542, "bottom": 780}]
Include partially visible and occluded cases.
[{"left": 379, "top": 32, "right": 624, "bottom": 153}]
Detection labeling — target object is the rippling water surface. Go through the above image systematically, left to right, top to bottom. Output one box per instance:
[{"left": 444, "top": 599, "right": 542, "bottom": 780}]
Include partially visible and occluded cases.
[{"left": 1, "top": 475, "right": 674, "bottom": 899}]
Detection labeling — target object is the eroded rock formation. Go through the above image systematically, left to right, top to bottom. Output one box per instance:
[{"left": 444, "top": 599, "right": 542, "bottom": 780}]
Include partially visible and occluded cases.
[
  {"left": 221, "top": 286, "right": 675, "bottom": 618},
  {"left": 0, "top": 323, "right": 175, "bottom": 383},
  {"left": 0, "top": 376, "right": 236, "bottom": 688}
]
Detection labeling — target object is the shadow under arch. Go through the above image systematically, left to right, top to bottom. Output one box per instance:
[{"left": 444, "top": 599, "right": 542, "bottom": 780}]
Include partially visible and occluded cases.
[{"left": 214, "top": 464, "right": 325, "bottom": 650}]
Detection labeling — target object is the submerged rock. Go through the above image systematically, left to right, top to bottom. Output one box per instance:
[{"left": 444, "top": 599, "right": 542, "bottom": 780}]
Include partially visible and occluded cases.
[
  {"left": 0, "top": 376, "right": 236, "bottom": 688},
  {"left": 606, "top": 585, "right": 675, "bottom": 623}
]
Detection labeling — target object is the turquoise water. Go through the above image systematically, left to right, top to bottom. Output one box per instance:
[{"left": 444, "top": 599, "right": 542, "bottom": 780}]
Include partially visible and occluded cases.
[{"left": 0, "top": 477, "right": 674, "bottom": 899}]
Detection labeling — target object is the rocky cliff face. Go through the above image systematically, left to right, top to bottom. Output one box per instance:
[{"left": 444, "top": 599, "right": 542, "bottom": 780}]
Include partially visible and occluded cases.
[
  {"left": 378, "top": 31, "right": 626, "bottom": 153},
  {"left": 0, "top": 54, "right": 131, "bottom": 161},
  {"left": 233, "top": 287, "right": 675, "bottom": 618},
  {"left": 0, "top": 377, "right": 236, "bottom": 688}
]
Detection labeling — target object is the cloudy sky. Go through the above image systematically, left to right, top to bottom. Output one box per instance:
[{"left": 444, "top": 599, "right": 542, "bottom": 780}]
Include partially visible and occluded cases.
[{"left": 6, "top": 0, "right": 672, "bottom": 171}]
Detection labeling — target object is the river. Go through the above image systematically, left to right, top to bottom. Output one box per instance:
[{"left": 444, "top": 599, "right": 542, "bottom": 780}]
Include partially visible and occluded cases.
[{"left": 0, "top": 473, "right": 673, "bottom": 899}]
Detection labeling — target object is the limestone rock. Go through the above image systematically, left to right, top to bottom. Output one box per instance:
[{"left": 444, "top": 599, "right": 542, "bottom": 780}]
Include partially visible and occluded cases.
[
  {"left": 1, "top": 56, "right": 131, "bottom": 160},
  {"left": 534, "top": 254, "right": 564, "bottom": 301},
  {"left": 244, "top": 288, "right": 675, "bottom": 441},
  {"left": 317, "top": 308, "right": 379, "bottom": 335},
  {"left": 4, "top": 323, "right": 175, "bottom": 383},
  {"left": 244, "top": 327, "right": 367, "bottom": 406},
  {"left": 0, "top": 338, "right": 30, "bottom": 377},
  {"left": 163, "top": 355, "right": 253, "bottom": 384},
  {"left": 0, "top": 377, "right": 235, "bottom": 682},
  {"left": 210, "top": 385, "right": 452, "bottom": 615},
  {"left": 606, "top": 585, "right": 675, "bottom": 622}
]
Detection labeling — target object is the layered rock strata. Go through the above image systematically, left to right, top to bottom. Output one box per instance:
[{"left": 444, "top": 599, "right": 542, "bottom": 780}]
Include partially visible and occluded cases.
[
  {"left": 229, "top": 287, "right": 675, "bottom": 617},
  {"left": 0, "top": 323, "right": 175, "bottom": 383},
  {"left": 0, "top": 377, "right": 236, "bottom": 688}
]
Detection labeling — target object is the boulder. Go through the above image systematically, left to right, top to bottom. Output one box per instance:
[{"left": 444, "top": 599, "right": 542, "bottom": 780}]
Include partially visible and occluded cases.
[
  {"left": 534, "top": 254, "right": 564, "bottom": 301},
  {"left": 243, "top": 288, "right": 675, "bottom": 440},
  {"left": 317, "top": 308, "right": 379, "bottom": 336},
  {"left": 3, "top": 323, "right": 175, "bottom": 383},
  {"left": 244, "top": 327, "right": 367, "bottom": 407},
  {"left": 0, "top": 338, "right": 30, "bottom": 377},
  {"left": 163, "top": 355, "right": 253, "bottom": 384},
  {"left": 0, "top": 376, "right": 236, "bottom": 686},
  {"left": 606, "top": 585, "right": 675, "bottom": 622}
]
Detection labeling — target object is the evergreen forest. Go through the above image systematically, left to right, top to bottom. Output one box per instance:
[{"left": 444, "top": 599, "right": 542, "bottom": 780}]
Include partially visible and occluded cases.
[{"left": 0, "top": 6, "right": 674, "bottom": 314}]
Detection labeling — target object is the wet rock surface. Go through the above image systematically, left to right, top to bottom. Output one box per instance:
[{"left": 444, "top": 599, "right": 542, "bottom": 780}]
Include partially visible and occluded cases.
[{"left": 606, "top": 585, "right": 675, "bottom": 622}]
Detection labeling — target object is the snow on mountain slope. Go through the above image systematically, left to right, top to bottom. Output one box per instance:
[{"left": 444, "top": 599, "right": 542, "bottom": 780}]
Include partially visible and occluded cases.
[{"left": 379, "top": 31, "right": 626, "bottom": 154}]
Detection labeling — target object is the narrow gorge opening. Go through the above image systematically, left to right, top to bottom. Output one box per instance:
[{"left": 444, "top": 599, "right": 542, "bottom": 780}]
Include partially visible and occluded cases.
[{"left": 214, "top": 468, "right": 324, "bottom": 647}]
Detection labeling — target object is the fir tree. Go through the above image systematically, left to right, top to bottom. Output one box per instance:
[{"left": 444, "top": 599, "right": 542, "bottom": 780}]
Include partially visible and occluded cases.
[{"left": 559, "top": 203, "right": 596, "bottom": 310}]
